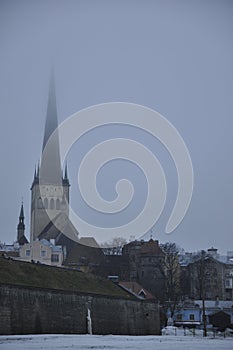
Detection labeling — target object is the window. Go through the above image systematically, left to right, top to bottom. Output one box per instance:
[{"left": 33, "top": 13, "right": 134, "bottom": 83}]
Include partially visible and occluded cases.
[
  {"left": 37, "top": 197, "right": 43, "bottom": 209},
  {"left": 44, "top": 198, "right": 48, "bottom": 209},
  {"left": 50, "top": 198, "right": 54, "bottom": 210},
  {"left": 56, "top": 199, "right": 60, "bottom": 210},
  {"left": 25, "top": 250, "right": 30, "bottom": 257},
  {"left": 41, "top": 250, "right": 46, "bottom": 257},
  {"left": 51, "top": 254, "right": 59, "bottom": 262},
  {"left": 226, "top": 279, "right": 231, "bottom": 288},
  {"left": 176, "top": 314, "right": 182, "bottom": 321},
  {"left": 189, "top": 314, "right": 195, "bottom": 321}
]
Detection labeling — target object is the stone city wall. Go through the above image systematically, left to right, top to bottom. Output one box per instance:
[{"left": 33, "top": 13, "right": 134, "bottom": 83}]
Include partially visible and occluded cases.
[{"left": 0, "top": 284, "right": 160, "bottom": 335}]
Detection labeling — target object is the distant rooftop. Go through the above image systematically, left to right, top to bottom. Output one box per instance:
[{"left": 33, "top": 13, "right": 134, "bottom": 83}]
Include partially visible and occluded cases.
[{"left": 179, "top": 248, "right": 233, "bottom": 266}]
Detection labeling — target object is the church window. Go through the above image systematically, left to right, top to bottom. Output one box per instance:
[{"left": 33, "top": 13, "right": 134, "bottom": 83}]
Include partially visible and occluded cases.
[
  {"left": 37, "top": 197, "right": 43, "bottom": 209},
  {"left": 44, "top": 198, "right": 48, "bottom": 209},
  {"left": 50, "top": 198, "right": 54, "bottom": 210},
  {"left": 56, "top": 199, "right": 60, "bottom": 210}
]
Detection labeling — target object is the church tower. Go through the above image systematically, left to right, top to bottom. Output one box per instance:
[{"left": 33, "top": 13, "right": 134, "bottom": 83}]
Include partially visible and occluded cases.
[
  {"left": 30, "top": 73, "right": 70, "bottom": 242},
  {"left": 17, "top": 202, "right": 28, "bottom": 245}
]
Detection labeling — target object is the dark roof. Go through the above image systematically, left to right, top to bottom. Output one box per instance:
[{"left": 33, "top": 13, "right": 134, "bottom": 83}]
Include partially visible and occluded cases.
[
  {"left": 19, "top": 203, "right": 24, "bottom": 219},
  {"left": 39, "top": 212, "right": 79, "bottom": 244},
  {"left": 18, "top": 235, "right": 28, "bottom": 246},
  {"left": 141, "top": 239, "right": 165, "bottom": 255},
  {"left": 64, "top": 242, "right": 104, "bottom": 266},
  {"left": 188, "top": 255, "right": 225, "bottom": 267},
  {"left": 119, "top": 281, "right": 155, "bottom": 300},
  {"left": 209, "top": 311, "right": 231, "bottom": 330}
]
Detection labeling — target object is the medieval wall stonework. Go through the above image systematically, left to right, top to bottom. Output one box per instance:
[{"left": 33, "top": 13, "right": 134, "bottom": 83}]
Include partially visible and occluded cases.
[{"left": 0, "top": 284, "right": 160, "bottom": 335}]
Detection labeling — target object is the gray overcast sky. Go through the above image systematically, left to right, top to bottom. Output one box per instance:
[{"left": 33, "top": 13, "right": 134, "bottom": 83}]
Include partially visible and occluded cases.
[{"left": 0, "top": 0, "right": 232, "bottom": 253}]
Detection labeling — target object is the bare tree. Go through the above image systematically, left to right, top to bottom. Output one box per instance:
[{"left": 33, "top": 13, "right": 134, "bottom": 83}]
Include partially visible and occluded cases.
[
  {"left": 100, "top": 237, "right": 128, "bottom": 255},
  {"left": 161, "top": 242, "right": 181, "bottom": 317},
  {"left": 191, "top": 250, "right": 208, "bottom": 337}
]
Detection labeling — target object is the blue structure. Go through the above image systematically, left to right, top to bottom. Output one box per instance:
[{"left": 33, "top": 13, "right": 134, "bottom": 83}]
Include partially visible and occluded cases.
[{"left": 171, "top": 300, "right": 233, "bottom": 329}]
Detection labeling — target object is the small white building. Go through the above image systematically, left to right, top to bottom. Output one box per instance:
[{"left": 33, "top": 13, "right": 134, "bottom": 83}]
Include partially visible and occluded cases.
[
  {"left": 19, "top": 239, "right": 64, "bottom": 267},
  {"left": 0, "top": 241, "right": 20, "bottom": 258}
]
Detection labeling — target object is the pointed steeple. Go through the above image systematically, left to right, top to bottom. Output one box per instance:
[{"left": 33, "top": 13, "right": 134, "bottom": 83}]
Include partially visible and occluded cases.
[
  {"left": 40, "top": 69, "right": 62, "bottom": 185},
  {"left": 43, "top": 69, "right": 59, "bottom": 151},
  {"left": 37, "top": 161, "right": 40, "bottom": 178},
  {"left": 63, "top": 162, "right": 70, "bottom": 186},
  {"left": 64, "top": 162, "right": 68, "bottom": 180},
  {"left": 31, "top": 164, "right": 39, "bottom": 189},
  {"left": 17, "top": 201, "right": 28, "bottom": 245},
  {"left": 19, "top": 202, "right": 24, "bottom": 220}
]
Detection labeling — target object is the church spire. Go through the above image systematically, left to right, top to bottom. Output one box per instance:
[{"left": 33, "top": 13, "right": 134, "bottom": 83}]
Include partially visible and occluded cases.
[
  {"left": 43, "top": 69, "right": 59, "bottom": 151},
  {"left": 40, "top": 70, "right": 62, "bottom": 185},
  {"left": 37, "top": 161, "right": 40, "bottom": 177},
  {"left": 63, "top": 162, "right": 70, "bottom": 186},
  {"left": 64, "top": 162, "right": 68, "bottom": 180},
  {"left": 17, "top": 201, "right": 28, "bottom": 245},
  {"left": 19, "top": 201, "right": 24, "bottom": 220}
]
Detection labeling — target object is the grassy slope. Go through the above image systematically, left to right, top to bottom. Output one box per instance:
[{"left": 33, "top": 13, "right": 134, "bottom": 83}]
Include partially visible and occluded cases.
[{"left": 0, "top": 258, "right": 130, "bottom": 298}]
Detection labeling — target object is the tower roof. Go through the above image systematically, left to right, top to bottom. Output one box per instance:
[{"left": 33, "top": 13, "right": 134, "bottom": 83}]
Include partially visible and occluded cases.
[
  {"left": 43, "top": 69, "right": 59, "bottom": 151},
  {"left": 40, "top": 70, "right": 62, "bottom": 185},
  {"left": 63, "top": 162, "right": 70, "bottom": 186},
  {"left": 17, "top": 201, "right": 27, "bottom": 245},
  {"left": 19, "top": 202, "right": 24, "bottom": 219}
]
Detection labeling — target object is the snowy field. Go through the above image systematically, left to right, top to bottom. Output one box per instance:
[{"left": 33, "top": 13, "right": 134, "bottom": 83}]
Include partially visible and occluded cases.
[{"left": 0, "top": 334, "right": 232, "bottom": 350}]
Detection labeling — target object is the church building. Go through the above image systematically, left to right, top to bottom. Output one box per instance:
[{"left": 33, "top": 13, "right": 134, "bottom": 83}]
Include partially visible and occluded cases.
[{"left": 15, "top": 73, "right": 103, "bottom": 267}]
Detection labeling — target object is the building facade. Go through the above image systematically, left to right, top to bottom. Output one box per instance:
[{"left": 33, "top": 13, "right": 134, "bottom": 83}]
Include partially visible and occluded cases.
[
  {"left": 19, "top": 239, "right": 64, "bottom": 267},
  {"left": 181, "top": 248, "right": 233, "bottom": 301}
]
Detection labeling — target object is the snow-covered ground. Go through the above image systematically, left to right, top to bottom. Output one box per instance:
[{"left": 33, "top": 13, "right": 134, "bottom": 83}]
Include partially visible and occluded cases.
[{"left": 0, "top": 334, "right": 232, "bottom": 350}]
